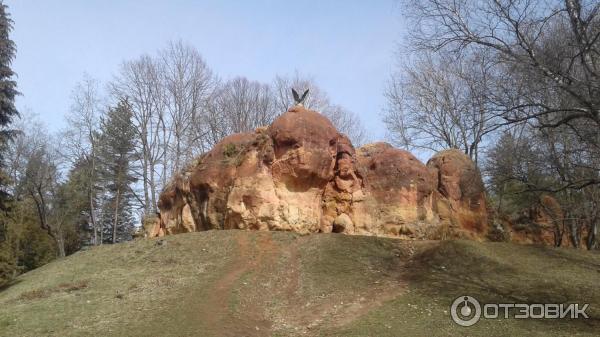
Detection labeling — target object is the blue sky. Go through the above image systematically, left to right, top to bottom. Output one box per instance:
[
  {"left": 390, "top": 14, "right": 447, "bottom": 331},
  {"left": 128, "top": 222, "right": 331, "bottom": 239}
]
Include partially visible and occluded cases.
[{"left": 7, "top": 0, "right": 405, "bottom": 140}]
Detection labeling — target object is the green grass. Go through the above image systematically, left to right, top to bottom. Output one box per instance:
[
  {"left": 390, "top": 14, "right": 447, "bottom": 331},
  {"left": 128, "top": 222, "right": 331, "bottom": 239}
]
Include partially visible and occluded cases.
[
  {"left": 0, "top": 231, "right": 598, "bottom": 336},
  {"left": 322, "top": 240, "right": 600, "bottom": 337}
]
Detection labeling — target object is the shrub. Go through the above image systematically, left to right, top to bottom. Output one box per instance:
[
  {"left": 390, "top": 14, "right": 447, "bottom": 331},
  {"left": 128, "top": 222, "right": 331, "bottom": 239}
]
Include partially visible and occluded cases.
[
  {"left": 222, "top": 143, "right": 238, "bottom": 158},
  {"left": 487, "top": 220, "right": 511, "bottom": 242},
  {"left": 0, "top": 244, "right": 16, "bottom": 288}
]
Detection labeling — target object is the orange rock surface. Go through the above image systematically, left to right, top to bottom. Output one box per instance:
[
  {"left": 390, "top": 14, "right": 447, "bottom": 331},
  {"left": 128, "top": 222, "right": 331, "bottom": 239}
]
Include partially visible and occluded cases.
[{"left": 151, "top": 106, "right": 489, "bottom": 239}]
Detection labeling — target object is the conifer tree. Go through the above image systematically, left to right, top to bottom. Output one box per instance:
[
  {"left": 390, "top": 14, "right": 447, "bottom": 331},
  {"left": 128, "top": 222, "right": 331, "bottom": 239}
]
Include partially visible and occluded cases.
[
  {"left": 0, "top": 1, "right": 19, "bottom": 211},
  {"left": 0, "top": 1, "right": 18, "bottom": 285},
  {"left": 98, "top": 100, "right": 137, "bottom": 243},
  {"left": 59, "top": 156, "right": 96, "bottom": 248}
]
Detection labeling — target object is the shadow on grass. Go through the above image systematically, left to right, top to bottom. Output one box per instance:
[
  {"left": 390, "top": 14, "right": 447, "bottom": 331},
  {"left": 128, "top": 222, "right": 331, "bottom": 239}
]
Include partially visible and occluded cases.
[
  {"left": 402, "top": 240, "right": 600, "bottom": 331},
  {"left": 0, "top": 278, "right": 21, "bottom": 293}
]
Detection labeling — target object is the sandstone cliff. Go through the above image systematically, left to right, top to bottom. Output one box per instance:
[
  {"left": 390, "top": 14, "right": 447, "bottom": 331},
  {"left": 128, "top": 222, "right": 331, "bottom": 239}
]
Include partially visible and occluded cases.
[{"left": 151, "top": 106, "right": 488, "bottom": 239}]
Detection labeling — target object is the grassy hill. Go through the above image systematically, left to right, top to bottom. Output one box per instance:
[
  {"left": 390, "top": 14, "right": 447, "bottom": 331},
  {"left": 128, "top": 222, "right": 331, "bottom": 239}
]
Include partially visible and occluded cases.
[{"left": 1, "top": 230, "right": 599, "bottom": 336}]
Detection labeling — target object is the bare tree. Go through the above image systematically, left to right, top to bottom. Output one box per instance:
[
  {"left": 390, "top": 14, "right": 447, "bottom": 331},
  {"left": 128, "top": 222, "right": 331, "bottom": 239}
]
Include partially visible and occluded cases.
[
  {"left": 402, "top": 0, "right": 600, "bottom": 146},
  {"left": 161, "top": 41, "right": 215, "bottom": 174},
  {"left": 110, "top": 42, "right": 217, "bottom": 212},
  {"left": 384, "top": 51, "right": 501, "bottom": 162},
  {"left": 111, "top": 55, "right": 165, "bottom": 215},
  {"left": 272, "top": 72, "right": 368, "bottom": 145},
  {"left": 272, "top": 72, "right": 332, "bottom": 113},
  {"left": 202, "top": 73, "right": 367, "bottom": 148},
  {"left": 62, "top": 74, "right": 102, "bottom": 244},
  {"left": 204, "top": 77, "right": 276, "bottom": 138},
  {"left": 322, "top": 104, "right": 368, "bottom": 146},
  {"left": 5, "top": 110, "right": 43, "bottom": 199},
  {"left": 485, "top": 120, "right": 600, "bottom": 249},
  {"left": 22, "top": 140, "right": 67, "bottom": 257}
]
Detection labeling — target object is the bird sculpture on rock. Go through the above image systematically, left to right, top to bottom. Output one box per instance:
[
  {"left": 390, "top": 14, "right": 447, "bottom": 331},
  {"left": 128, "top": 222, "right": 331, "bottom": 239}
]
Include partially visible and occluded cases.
[{"left": 292, "top": 88, "right": 309, "bottom": 107}]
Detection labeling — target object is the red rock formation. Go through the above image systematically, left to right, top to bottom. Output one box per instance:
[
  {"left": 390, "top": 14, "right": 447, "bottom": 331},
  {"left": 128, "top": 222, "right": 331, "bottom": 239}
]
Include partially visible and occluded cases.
[
  {"left": 150, "top": 106, "right": 489, "bottom": 239},
  {"left": 351, "top": 143, "right": 437, "bottom": 237},
  {"left": 426, "top": 149, "right": 488, "bottom": 239},
  {"left": 504, "top": 194, "right": 587, "bottom": 248}
]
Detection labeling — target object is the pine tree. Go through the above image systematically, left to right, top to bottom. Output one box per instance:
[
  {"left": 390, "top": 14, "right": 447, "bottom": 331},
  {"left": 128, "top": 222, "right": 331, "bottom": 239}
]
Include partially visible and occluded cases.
[
  {"left": 0, "top": 1, "right": 19, "bottom": 212},
  {"left": 0, "top": 3, "right": 19, "bottom": 281},
  {"left": 98, "top": 100, "right": 137, "bottom": 244},
  {"left": 58, "top": 156, "right": 96, "bottom": 248}
]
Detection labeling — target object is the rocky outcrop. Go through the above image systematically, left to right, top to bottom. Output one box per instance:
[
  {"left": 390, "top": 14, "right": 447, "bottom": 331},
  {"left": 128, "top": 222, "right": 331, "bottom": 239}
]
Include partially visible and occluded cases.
[
  {"left": 149, "top": 106, "right": 489, "bottom": 239},
  {"left": 350, "top": 143, "right": 437, "bottom": 237},
  {"left": 426, "top": 149, "right": 488, "bottom": 239},
  {"left": 500, "top": 195, "right": 587, "bottom": 247}
]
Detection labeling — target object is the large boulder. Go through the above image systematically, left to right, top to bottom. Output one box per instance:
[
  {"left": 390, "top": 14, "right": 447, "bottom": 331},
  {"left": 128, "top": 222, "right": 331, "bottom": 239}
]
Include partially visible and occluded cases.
[
  {"left": 154, "top": 106, "right": 489, "bottom": 239},
  {"left": 269, "top": 106, "right": 339, "bottom": 186},
  {"left": 349, "top": 143, "right": 437, "bottom": 237},
  {"left": 426, "top": 149, "right": 488, "bottom": 238}
]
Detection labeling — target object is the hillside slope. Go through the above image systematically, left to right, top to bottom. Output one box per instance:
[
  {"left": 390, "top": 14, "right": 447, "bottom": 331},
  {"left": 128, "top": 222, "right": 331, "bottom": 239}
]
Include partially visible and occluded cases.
[{"left": 1, "top": 231, "right": 599, "bottom": 336}]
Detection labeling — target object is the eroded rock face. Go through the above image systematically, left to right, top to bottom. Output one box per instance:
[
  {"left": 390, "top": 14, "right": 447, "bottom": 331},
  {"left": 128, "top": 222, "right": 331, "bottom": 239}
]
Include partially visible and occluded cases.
[
  {"left": 151, "top": 106, "right": 489, "bottom": 239},
  {"left": 349, "top": 143, "right": 437, "bottom": 237},
  {"left": 426, "top": 149, "right": 488, "bottom": 238},
  {"left": 504, "top": 195, "right": 586, "bottom": 247}
]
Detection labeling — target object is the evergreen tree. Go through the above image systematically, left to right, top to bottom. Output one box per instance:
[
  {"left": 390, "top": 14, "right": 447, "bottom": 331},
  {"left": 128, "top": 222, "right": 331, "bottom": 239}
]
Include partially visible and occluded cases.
[
  {"left": 0, "top": 1, "right": 19, "bottom": 211},
  {"left": 0, "top": 1, "right": 19, "bottom": 285},
  {"left": 98, "top": 100, "right": 137, "bottom": 243},
  {"left": 57, "top": 156, "right": 95, "bottom": 249}
]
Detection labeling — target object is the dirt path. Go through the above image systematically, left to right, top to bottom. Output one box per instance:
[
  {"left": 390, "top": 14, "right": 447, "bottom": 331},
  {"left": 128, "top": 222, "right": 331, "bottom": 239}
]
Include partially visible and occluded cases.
[
  {"left": 198, "top": 232, "right": 285, "bottom": 337},
  {"left": 185, "top": 233, "right": 416, "bottom": 337},
  {"left": 268, "top": 237, "right": 412, "bottom": 336},
  {"left": 284, "top": 239, "right": 301, "bottom": 300}
]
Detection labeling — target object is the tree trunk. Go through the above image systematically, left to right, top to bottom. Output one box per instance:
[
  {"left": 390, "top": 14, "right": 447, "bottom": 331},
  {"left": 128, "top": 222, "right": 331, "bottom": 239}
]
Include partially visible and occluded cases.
[
  {"left": 161, "top": 117, "right": 168, "bottom": 190},
  {"left": 89, "top": 135, "right": 98, "bottom": 246},
  {"left": 175, "top": 135, "right": 181, "bottom": 174},
  {"left": 142, "top": 137, "right": 151, "bottom": 215},
  {"left": 149, "top": 161, "right": 157, "bottom": 214},
  {"left": 89, "top": 187, "right": 97, "bottom": 245},
  {"left": 112, "top": 187, "right": 121, "bottom": 244},
  {"left": 31, "top": 188, "right": 66, "bottom": 255},
  {"left": 569, "top": 218, "right": 580, "bottom": 248},
  {"left": 587, "top": 220, "right": 597, "bottom": 250},
  {"left": 553, "top": 224, "right": 563, "bottom": 247},
  {"left": 56, "top": 231, "right": 66, "bottom": 258}
]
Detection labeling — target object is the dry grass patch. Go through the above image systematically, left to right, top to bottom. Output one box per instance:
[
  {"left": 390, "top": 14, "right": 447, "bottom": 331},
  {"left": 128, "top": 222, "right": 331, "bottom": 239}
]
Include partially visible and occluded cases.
[{"left": 18, "top": 279, "right": 88, "bottom": 301}]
